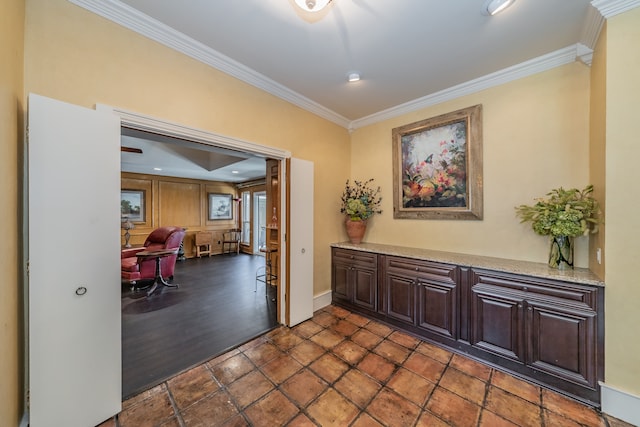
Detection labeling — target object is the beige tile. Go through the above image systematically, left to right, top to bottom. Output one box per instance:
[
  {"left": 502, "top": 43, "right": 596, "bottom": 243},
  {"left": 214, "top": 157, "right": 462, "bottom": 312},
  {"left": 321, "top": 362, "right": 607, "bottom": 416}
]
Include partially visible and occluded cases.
[
  {"left": 324, "top": 305, "right": 352, "bottom": 318},
  {"left": 345, "top": 312, "right": 371, "bottom": 327},
  {"left": 207, "top": 348, "right": 240, "bottom": 366},
  {"left": 167, "top": 364, "right": 220, "bottom": 410},
  {"left": 122, "top": 383, "right": 167, "bottom": 410},
  {"left": 306, "top": 388, "right": 360, "bottom": 426},
  {"left": 365, "top": 388, "right": 421, "bottom": 427},
  {"left": 243, "top": 390, "right": 300, "bottom": 427},
  {"left": 479, "top": 410, "right": 520, "bottom": 426},
  {"left": 415, "top": 411, "right": 451, "bottom": 427},
  {"left": 351, "top": 412, "right": 384, "bottom": 427},
  {"left": 286, "top": 413, "right": 318, "bottom": 426}
]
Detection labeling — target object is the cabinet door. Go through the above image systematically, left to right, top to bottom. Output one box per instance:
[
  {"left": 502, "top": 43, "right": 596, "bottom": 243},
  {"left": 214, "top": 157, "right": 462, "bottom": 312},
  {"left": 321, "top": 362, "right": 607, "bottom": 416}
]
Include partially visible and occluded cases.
[
  {"left": 332, "top": 261, "right": 351, "bottom": 304},
  {"left": 353, "top": 267, "right": 377, "bottom": 311},
  {"left": 384, "top": 273, "right": 415, "bottom": 324},
  {"left": 417, "top": 280, "right": 457, "bottom": 339},
  {"left": 471, "top": 285, "right": 525, "bottom": 363},
  {"left": 527, "top": 301, "right": 598, "bottom": 388}
]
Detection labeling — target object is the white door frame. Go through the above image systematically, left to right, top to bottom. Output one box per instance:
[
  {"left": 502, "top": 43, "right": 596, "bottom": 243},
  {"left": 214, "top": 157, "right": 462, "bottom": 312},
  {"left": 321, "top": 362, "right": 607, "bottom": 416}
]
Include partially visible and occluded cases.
[{"left": 96, "top": 104, "right": 292, "bottom": 323}]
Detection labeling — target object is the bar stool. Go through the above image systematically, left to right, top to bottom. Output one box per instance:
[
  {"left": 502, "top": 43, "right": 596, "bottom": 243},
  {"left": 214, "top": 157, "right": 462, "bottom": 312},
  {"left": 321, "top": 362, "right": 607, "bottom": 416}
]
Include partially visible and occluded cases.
[{"left": 255, "top": 246, "right": 277, "bottom": 299}]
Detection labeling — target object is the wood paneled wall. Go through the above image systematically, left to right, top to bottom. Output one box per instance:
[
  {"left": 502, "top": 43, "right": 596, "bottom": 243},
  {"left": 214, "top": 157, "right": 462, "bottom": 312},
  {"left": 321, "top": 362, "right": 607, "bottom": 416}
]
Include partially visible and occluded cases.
[{"left": 121, "top": 172, "right": 238, "bottom": 257}]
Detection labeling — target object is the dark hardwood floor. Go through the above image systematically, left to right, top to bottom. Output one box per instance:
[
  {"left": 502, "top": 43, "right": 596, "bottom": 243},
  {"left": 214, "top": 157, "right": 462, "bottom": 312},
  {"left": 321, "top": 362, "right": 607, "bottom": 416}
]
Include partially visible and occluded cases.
[{"left": 121, "top": 253, "right": 278, "bottom": 399}]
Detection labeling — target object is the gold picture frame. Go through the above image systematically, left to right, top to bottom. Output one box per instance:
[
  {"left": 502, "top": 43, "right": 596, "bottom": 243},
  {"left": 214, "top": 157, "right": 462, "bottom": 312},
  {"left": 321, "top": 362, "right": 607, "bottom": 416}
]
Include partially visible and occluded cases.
[{"left": 392, "top": 104, "right": 483, "bottom": 220}]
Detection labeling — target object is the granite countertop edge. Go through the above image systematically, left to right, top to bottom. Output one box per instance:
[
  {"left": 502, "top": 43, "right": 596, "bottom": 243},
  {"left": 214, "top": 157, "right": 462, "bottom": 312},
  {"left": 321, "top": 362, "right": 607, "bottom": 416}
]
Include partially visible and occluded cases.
[{"left": 331, "top": 242, "right": 604, "bottom": 287}]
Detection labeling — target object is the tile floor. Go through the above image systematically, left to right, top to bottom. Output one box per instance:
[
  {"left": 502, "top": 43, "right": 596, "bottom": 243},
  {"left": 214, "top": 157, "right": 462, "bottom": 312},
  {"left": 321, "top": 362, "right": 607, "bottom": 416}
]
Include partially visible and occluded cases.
[{"left": 99, "top": 305, "right": 633, "bottom": 427}]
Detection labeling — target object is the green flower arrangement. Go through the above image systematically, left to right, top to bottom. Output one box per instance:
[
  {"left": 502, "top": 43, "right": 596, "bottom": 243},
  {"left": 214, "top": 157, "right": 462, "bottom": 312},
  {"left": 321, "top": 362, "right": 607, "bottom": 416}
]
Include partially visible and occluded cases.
[
  {"left": 340, "top": 179, "right": 382, "bottom": 221},
  {"left": 515, "top": 185, "right": 600, "bottom": 237}
]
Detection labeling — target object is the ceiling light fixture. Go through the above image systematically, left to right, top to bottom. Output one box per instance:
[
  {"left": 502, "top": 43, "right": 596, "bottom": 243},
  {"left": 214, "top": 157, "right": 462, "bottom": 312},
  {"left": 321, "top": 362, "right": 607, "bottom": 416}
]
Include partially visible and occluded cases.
[
  {"left": 294, "top": 0, "right": 332, "bottom": 13},
  {"left": 482, "top": 0, "right": 515, "bottom": 16},
  {"left": 348, "top": 72, "right": 360, "bottom": 82}
]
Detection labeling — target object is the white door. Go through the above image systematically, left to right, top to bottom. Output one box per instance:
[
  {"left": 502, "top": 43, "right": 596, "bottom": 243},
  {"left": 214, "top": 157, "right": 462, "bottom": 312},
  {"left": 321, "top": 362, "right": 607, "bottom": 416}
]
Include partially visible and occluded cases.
[
  {"left": 28, "top": 94, "right": 122, "bottom": 426},
  {"left": 287, "top": 158, "right": 314, "bottom": 326}
]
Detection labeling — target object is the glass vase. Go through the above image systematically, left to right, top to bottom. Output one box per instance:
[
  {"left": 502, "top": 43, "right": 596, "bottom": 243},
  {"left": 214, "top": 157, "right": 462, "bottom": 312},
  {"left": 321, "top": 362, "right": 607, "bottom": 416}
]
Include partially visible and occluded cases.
[{"left": 549, "top": 235, "right": 574, "bottom": 269}]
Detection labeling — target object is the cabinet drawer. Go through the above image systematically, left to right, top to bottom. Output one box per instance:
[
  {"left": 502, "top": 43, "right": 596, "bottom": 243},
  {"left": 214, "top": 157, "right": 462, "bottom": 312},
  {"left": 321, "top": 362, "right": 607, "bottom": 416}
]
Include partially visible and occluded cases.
[
  {"left": 333, "top": 248, "right": 377, "bottom": 267},
  {"left": 385, "top": 256, "right": 457, "bottom": 283}
]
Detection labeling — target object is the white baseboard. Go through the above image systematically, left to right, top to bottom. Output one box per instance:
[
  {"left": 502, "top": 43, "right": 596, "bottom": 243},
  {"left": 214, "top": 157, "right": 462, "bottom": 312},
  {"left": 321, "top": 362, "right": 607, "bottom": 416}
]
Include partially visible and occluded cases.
[
  {"left": 313, "top": 290, "right": 332, "bottom": 312},
  {"left": 600, "top": 382, "right": 640, "bottom": 426}
]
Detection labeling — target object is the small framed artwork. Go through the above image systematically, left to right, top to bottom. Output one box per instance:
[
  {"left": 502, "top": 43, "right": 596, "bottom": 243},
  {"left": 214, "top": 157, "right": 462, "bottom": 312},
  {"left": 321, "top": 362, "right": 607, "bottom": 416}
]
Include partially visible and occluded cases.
[
  {"left": 392, "top": 104, "right": 483, "bottom": 220},
  {"left": 121, "top": 189, "right": 145, "bottom": 222},
  {"left": 208, "top": 193, "right": 233, "bottom": 220}
]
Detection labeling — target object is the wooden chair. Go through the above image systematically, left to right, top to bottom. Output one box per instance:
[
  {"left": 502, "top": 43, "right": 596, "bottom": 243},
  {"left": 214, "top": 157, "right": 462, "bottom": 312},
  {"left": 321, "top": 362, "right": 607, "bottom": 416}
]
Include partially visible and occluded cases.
[
  {"left": 222, "top": 228, "right": 241, "bottom": 255},
  {"left": 194, "top": 232, "right": 213, "bottom": 258}
]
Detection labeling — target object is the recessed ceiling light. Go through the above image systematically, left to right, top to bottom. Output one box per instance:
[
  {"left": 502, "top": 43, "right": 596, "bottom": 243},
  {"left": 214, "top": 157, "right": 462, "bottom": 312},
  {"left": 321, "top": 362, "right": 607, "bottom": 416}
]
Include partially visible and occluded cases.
[
  {"left": 482, "top": 0, "right": 515, "bottom": 16},
  {"left": 348, "top": 72, "right": 361, "bottom": 82},
  {"left": 153, "top": 167, "right": 162, "bottom": 171},
  {"left": 231, "top": 170, "right": 239, "bottom": 174}
]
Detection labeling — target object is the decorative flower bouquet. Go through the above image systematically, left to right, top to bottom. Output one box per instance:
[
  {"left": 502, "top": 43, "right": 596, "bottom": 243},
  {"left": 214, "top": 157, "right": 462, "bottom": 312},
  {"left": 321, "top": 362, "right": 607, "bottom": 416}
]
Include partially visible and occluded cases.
[
  {"left": 340, "top": 179, "right": 382, "bottom": 221},
  {"left": 515, "top": 185, "right": 600, "bottom": 268}
]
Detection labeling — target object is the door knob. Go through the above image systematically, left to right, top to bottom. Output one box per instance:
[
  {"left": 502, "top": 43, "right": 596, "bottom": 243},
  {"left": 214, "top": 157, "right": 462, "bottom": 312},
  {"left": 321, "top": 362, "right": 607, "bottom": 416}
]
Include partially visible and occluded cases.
[
  {"left": 301, "top": 248, "right": 306, "bottom": 254},
  {"left": 75, "top": 286, "right": 87, "bottom": 296}
]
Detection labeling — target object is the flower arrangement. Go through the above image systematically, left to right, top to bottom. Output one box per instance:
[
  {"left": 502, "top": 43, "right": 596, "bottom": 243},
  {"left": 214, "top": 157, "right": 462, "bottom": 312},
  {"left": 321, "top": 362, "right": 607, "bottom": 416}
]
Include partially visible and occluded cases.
[
  {"left": 340, "top": 179, "right": 382, "bottom": 221},
  {"left": 515, "top": 185, "right": 600, "bottom": 237}
]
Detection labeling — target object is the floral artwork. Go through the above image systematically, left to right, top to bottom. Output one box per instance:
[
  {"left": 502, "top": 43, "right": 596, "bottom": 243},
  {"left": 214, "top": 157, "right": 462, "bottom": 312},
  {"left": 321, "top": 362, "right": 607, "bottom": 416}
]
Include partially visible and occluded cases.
[
  {"left": 392, "top": 105, "right": 483, "bottom": 220},
  {"left": 401, "top": 121, "right": 467, "bottom": 208}
]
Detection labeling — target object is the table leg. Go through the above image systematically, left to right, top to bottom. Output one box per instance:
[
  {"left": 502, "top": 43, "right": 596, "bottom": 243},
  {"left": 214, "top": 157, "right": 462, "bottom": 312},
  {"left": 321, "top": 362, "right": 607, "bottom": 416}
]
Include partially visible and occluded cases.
[{"left": 147, "top": 256, "right": 180, "bottom": 296}]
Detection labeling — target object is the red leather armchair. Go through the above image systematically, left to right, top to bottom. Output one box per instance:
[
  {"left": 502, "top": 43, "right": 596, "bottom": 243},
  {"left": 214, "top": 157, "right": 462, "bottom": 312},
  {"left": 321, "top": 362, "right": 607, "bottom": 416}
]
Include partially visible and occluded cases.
[{"left": 121, "top": 226, "right": 186, "bottom": 285}]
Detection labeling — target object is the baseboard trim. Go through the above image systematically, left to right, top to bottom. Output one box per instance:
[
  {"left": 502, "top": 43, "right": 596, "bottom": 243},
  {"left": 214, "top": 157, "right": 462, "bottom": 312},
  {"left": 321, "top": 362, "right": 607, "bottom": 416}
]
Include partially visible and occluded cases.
[
  {"left": 313, "top": 290, "right": 332, "bottom": 312},
  {"left": 600, "top": 382, "right": 640, "bottom": 426}
]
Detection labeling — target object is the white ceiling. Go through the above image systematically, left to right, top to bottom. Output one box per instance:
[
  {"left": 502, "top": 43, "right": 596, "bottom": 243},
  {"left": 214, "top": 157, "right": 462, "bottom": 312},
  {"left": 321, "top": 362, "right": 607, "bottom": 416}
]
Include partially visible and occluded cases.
[{"left": 74, "top": 0, "right": 627, "bottom": 181}]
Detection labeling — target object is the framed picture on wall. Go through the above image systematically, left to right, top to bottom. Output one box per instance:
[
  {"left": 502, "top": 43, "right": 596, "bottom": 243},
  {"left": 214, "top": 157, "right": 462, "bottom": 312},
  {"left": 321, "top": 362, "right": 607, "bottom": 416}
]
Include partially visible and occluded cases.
[
  {"left": 392, "top": 104, "right": 483, "bottom": 220},
  {"left": 121, "top": 189, "right": 145, "bottom": 222},
  {"left": 208, "top": 193, "right": 233, "bottom": 220}
]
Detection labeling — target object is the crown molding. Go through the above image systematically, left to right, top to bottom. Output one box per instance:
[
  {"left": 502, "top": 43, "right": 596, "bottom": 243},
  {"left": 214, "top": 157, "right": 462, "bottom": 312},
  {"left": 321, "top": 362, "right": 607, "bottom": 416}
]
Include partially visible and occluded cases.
[
  {"left": 68, "top": 0, "right": 351, "bottom": 129},
  {"left": 591, "top": 0, "right": 640, "bottom": 18},
  {"left": 581, "top": 5, "right": 605, "bottom": 48},
  {"left": 349, "top": 45, "right": 581, "bottom": 130}
]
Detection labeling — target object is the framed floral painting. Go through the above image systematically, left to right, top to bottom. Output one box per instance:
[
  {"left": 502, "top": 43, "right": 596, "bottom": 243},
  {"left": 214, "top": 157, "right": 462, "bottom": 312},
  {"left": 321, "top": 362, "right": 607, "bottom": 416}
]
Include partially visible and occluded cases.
[{"left": 392, "top": 104, "right": 483, "bottom": 220}]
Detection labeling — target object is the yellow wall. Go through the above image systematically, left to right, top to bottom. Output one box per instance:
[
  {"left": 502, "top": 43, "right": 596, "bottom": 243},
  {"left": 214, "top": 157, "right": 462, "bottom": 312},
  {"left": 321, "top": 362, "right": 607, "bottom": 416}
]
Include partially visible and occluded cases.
[
  {"left": 0, "top": 0, "right": 24, "bottom": 423},
  {"left": 24, "top": 0, "right": 351, "bottom": 297},
  {"left": 603, "top": 7, "right": 640, "bottom": 396},
  {"left": 589, "top": 24, "right": 607, "bottom": 280},
  {"left": 351, "top": 63, "right": 593, "bottom": 266}
]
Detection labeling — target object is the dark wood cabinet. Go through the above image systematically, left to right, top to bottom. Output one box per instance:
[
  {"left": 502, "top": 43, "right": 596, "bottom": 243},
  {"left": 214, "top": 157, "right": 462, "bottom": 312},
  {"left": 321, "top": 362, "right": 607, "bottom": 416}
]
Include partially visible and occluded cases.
[
  {"left": 330, "top": 244, "right": 604, "bottom": 406},
  {"left": 331, "top": 248, "right": 377, "bottom": 312},
  {"left": 382, "top": 256, "right": 458, "bottom": 340},
  {"left": 470, "top": 268, "right": 602, "bottom": 391}
]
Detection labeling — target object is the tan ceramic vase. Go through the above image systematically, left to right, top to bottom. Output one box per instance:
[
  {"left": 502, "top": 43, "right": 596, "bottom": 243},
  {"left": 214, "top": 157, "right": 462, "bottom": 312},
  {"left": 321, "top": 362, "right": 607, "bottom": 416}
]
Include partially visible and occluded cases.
[{"left": 345, "top": 218, "right": 367, "bottom": 244}]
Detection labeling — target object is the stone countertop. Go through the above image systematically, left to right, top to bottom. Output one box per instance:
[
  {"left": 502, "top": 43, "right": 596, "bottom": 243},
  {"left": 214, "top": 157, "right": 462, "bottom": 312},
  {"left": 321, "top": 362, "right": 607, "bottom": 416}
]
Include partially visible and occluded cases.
[{"left": 331, "top": 242, "right": 604, "bottom": 287}]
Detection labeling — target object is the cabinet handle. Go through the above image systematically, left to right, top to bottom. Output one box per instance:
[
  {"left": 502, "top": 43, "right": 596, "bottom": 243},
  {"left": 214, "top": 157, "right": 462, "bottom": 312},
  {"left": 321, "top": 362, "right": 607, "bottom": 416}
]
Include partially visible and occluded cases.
[
  {"left": 350, "top": 255, "right": 354, "bottom": 259},
  {"left": 415, "top": 267, "right": 419, "bottom": 271},
  {"left": 518, "top": 304, "right": 522, "bottom": 308},
  {"left": 528, "top": 306, "right": 532, "bottom": 311}
]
